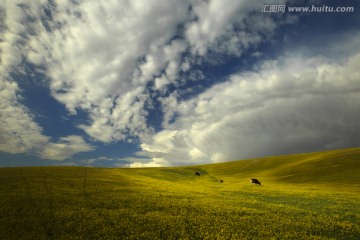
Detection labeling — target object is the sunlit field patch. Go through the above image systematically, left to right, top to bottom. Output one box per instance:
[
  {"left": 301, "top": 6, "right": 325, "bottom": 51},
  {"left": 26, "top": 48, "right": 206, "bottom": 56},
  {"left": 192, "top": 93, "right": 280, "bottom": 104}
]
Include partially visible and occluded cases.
[{"left": 1, "top": 148, "right": 360, "bottom": 239}]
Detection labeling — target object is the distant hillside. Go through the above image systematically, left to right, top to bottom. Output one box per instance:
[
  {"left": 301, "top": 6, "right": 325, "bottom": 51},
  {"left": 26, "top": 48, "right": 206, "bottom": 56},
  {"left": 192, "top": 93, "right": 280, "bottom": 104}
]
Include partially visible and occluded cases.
[{"left": 192, "top": 147, "right": 360, "bottom": 186}]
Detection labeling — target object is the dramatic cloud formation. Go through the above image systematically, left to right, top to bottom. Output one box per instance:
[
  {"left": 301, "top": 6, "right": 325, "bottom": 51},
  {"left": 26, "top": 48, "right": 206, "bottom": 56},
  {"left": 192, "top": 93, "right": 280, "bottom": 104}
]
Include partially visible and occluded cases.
[
  {"left": 0, "top": 0, "right": 359, "bottom": 166},
  {"left": 0, "top": 1, "right": 94, "bottom": 160},
  {"left": 138, "top": 52, "right": 360, "bottom": 166},
  {"left": 0, "top": 75, "right": 94, "bottom": 160}
]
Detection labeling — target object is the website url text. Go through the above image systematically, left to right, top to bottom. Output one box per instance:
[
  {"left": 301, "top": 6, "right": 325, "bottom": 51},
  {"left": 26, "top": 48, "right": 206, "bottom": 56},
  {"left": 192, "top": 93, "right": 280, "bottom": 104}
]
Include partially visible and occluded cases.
[{"left": 261, "top": 5, "right": 355, "bottom": 13}]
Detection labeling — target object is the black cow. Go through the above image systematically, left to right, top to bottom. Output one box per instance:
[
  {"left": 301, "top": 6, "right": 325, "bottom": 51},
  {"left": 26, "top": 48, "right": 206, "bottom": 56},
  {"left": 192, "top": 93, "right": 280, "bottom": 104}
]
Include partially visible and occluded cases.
[
  {"left": 195, "top": 172, "right": 201, "bottom": 176},
  {"left": 250, "top": 178, "right": 261, "bottom": 185},
  {"left": 219, "top": 179, "right": 224, "bottom": 183}
]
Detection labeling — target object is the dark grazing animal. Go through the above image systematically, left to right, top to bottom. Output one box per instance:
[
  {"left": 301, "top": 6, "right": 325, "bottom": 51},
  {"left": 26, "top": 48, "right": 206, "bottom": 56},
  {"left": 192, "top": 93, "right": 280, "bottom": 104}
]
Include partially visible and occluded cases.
[
  {"left": 195, "top": 172, "right": 201, "bottom": 176},
  {"left": 250, "top": 178, "right": 261, "bottom": 185},
  {"left": 219, "top": 179, "right": 224, "bottom": 183}
]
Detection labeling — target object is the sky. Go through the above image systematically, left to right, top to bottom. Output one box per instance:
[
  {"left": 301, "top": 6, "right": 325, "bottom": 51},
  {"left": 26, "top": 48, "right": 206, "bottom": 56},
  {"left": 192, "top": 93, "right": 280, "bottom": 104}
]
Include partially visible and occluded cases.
[{"left": 1, "top": 0, "right": 360, "bottom": 168}]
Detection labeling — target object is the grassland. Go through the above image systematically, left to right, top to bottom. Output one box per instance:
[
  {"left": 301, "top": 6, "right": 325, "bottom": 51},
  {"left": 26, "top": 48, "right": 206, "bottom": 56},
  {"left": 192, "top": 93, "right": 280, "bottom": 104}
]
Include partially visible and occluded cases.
[{"left": 1, "top": 148, "right": 360, "bottom": 239}]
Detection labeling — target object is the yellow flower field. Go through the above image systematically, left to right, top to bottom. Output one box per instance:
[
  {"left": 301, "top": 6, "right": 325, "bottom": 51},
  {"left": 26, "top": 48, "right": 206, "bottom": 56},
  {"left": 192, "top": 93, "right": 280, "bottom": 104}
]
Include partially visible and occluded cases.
[{"left": 1, "top": 148, "right": 359, "bottom": 239}]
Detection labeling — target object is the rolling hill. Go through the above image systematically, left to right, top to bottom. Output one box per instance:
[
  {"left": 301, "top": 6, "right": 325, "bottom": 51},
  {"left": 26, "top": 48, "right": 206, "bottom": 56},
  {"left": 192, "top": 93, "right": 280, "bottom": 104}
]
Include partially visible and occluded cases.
[
  {"left": 0, "top": 147, "right": 359, "bottom": 239},
  {"left": 200, "top": 147, "right": 360, "bottom": 186}
]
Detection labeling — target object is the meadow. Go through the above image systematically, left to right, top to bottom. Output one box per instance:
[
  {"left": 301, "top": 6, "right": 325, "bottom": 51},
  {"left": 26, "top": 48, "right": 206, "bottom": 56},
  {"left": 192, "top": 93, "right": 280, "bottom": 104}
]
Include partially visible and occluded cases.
[{"left": 1, "top": 148, "right": 360, "bottom": 239}]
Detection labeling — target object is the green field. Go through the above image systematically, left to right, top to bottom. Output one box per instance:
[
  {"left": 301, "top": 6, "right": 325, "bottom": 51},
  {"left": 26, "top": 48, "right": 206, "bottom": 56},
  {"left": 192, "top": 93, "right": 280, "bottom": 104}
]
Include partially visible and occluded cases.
[{"left": 1, "top": 148, "right": 360, "bottom": 239}]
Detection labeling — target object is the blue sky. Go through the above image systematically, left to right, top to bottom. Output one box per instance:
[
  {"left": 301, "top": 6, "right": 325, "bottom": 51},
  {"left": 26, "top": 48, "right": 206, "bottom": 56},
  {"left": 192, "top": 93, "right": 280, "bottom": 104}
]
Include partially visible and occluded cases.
[{"left": 1, "top": 0, "right": 360, "bottom": 167}]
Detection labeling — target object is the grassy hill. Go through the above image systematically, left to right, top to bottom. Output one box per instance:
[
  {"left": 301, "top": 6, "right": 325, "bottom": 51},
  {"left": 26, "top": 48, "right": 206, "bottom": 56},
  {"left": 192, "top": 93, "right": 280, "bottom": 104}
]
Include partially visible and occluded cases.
[
  {"left": 1, "top": 147, "right": 360, "bottom": 239},
  {"left": 202, "top": 147, "right": 360, "bottom": 185}
]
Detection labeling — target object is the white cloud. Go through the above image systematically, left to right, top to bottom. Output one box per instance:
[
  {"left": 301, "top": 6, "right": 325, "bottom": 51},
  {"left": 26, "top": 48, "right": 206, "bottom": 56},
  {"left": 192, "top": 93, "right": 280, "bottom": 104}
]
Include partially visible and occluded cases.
[
  {"left": 0, "top": 0, "right": 299, "bottom": 164},
  {"left": 1, "top": 0, "right": 294, "bottom": 145},
  {"left": 25, "top": 0, "right": 192, "bottom": 142},
  {"left": 184, "top": 0, "right": 287, "bottom": 56},
  {"left": 185, "top": 0, "right": 246, "bottom": 55},
  {"left": 0, "top": 1, "right": 95, "bottom": 161},
  {"left": 0, "top": 2, "right": 48, "bottom": 156},
  {"left": 141, "top": 52, "right": 360, "bottom": 165},
  {"left": 0, "top": 76, "right": 94, "bottom": 160},
  {"left": 0, "top": 79, "right": 49, "bottom": 154},
  {"left": 40, "top": 135, "right": 95, "bottom": 161},
  {"left": 127, "top": 157, "right": 167, "bottom": 168}
]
